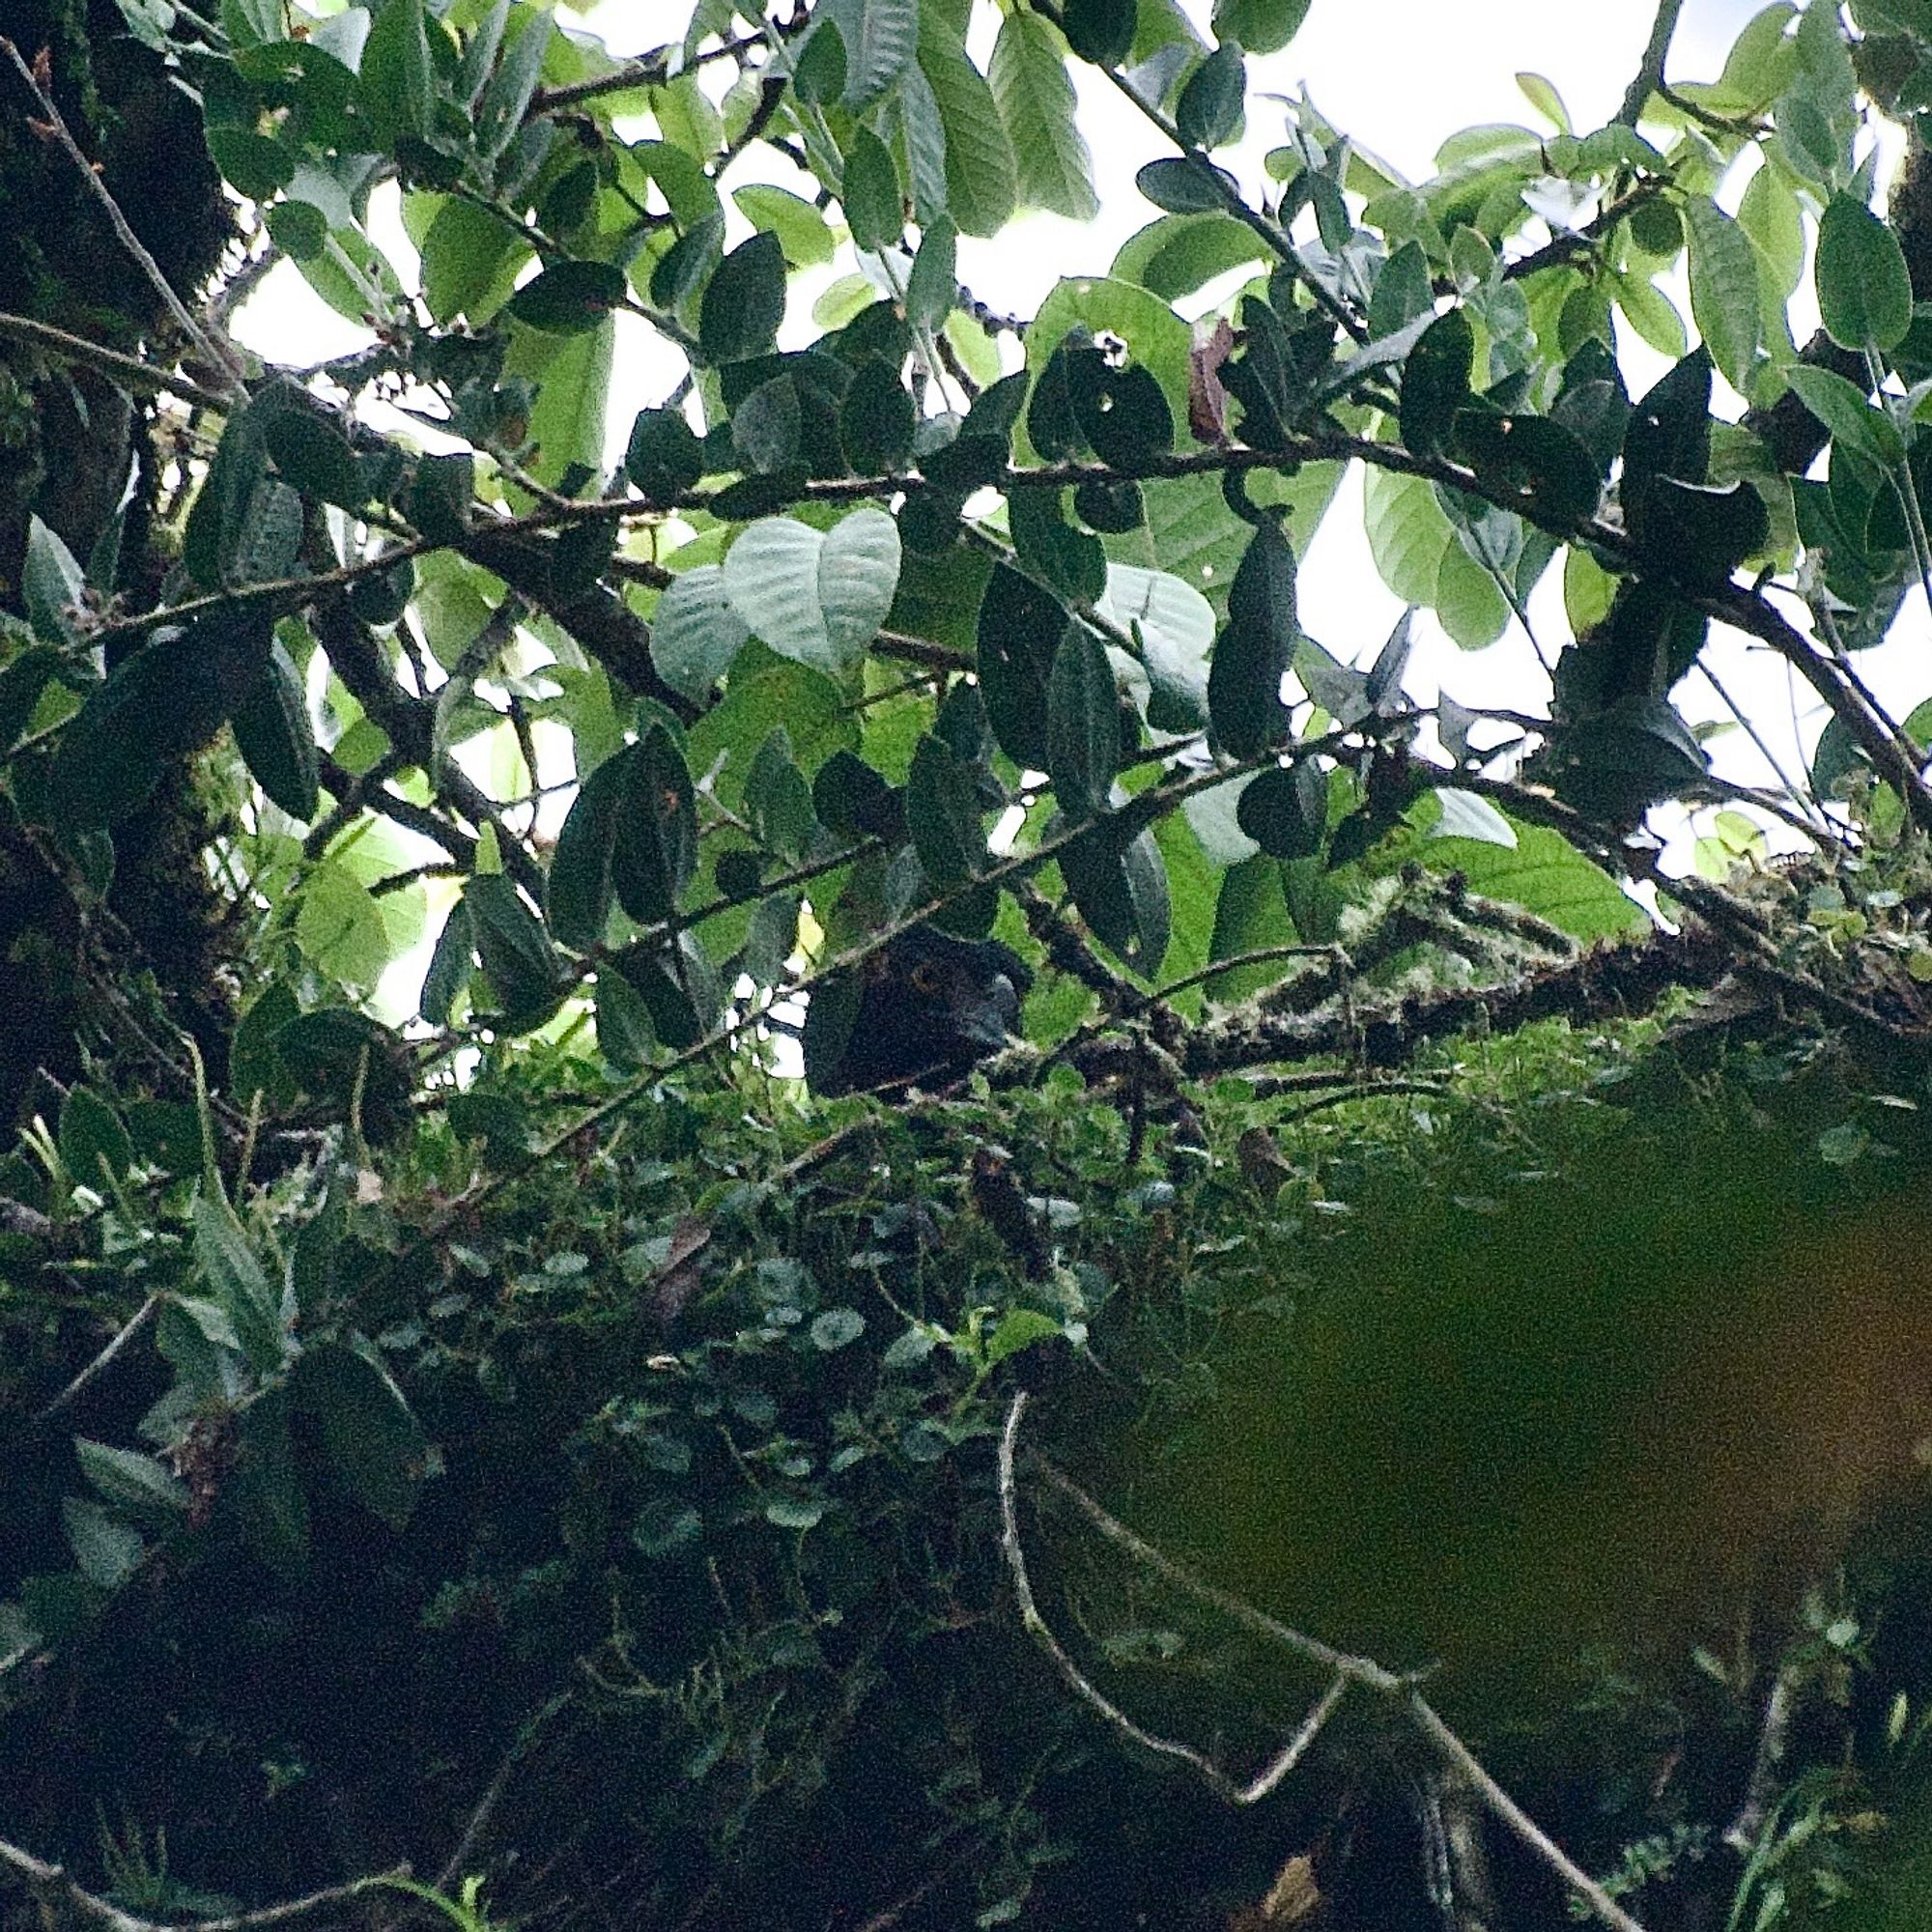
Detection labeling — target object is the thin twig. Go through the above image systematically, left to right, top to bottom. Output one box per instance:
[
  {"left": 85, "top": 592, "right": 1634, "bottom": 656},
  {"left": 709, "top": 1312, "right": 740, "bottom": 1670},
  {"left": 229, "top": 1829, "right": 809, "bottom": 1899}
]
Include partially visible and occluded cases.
[
  {"left": 1616, "top": 0, "right": 1687, "bottom": 128},
  {"left": 0, "top": 38, "right": 246, "bottom": 395},
  {"left": 0, "top": 310, "right": 231, "bottom": 412},
  {"left": 34, "top": 1294, "right": 159, "bottom": 1428},
  {"left": 999, "top": 1393, "right": 1354, "bottom": 1803},
  {"left": 1010, "top": 1403, "right": 1652, "bottom": 1932},
  {"left": 0, "top": 1836, "right": 409, "bottom": 1932}
]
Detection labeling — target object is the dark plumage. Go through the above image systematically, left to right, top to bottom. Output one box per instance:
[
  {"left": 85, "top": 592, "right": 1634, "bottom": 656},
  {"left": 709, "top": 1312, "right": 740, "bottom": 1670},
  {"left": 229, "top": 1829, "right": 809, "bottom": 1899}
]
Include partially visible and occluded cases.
[{"left": 805, "top": 927, "right": 1032, "bottom": 1097}]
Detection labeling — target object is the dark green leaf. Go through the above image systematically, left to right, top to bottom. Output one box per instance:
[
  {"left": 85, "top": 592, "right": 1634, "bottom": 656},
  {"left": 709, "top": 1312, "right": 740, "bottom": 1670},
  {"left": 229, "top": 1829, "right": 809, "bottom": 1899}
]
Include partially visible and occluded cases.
[
  {"left": 356, "top": 0, "right": 436, "bottom": 144},
  {"left": 1062, "top": 0, "right": 1137, "bottom": 65},
  {"left": 795, "top": 19, "right": 848, "bottom": 105},
  {"left": 1177, "top": 43, "right": 1244, "bottom": 150},
  {"left": 843, "top": 125, "right": 904, "bottom": 253},
  {"left": 1136, "top": 156, "right": 1238, "bottom": 213},
  {"left": 1817, "top": 189, "right": 1914, "bottom": 353},
  {"left": 650, "top": 211, "right": 726, "bottom": 312},
  {"left": 905, "top": 215, "right": 958, "bottom": 331},
  {"left": 700, "top": 231, "right": 788, "bottom": 363},
  {"left": 507, "top": 260, "right": 628, "bottom": 333},
  {"left": 1398, "top": 308, "right": 1474, "bottom": 461},
  {"left": 1623, "top": 347, "right": 1713, "bottom": 490},
  {"left": 1067, "top": 354, "right": 1176, "bottom": 464},
  {"left": 840, "top": 359, "right": 918, "bottom": 473},
  {"left": 731, "top": 374, "right": 804, "bottom": 473},
  {"left": 626, "top": 407, "right": 705, "bottom": 503},
  {"left": 265, "top": 410, "right": 367, "bottom": 510},
  {"left": 1452, "top": 412, "right": 1603, "bottom": 528},
  {"left": 407, "top": 451, "right": 474, "bottom": 542},
  {"left": 1639, "top": 476, "right": 1772, "bottom": 579},
  {"left": 1009, "top": 487, "right": 1107, "bottom": 604},
  {"left": 978, "top": 563, "right": 1065, "bottom": 766},
  {"left": 51, "top": 623, "right": 245, "bottom": 828},
  {"left": 1046, "top": 629, "right": 1120, "bottom": 822},
  {"left": 229, "top": 639, "right": 320, "bottom": 820},
  {"left": 611, "top": 725, "right": 697, "bottom": 921},
  {"left": 906, "top": 732, "right": 988, "bottom": 886},
  {"left": 548, "top": 743, "right": 636, "bottom": 950},
  {"left": 814, "top": 748, "right": 903, "bottom": 838},
  {"left": 1236, "top": 760, "right": 1326, "bottom": 857},
  {"left": 1061, "top": 821, "right": 1170, "bottom": 970},
  {"left": 466, "top": 872, "right": 559, "bottom": 1025},
  {"left": 420, "top": 897, "right": 475, "bottom": 1026},
  {"left": 59, "top": 1086, "right": 135, "bottom": 1188},
  {"left": 291, "top": 1341, "right": 429, "bottom": 1531}
]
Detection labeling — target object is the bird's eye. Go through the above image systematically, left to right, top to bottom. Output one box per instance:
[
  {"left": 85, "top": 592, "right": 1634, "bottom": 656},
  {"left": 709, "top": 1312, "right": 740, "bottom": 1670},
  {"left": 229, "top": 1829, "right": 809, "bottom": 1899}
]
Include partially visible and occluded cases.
[{"left": 909, "top": 960, "right": 943, "bottom": 996}]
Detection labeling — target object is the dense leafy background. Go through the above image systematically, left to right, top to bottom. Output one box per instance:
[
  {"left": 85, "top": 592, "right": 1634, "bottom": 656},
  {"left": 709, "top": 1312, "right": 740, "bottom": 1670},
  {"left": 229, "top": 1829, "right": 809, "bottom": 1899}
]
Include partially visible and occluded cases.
[{"left": 14, "top": 0, "right": 1932, "bottom": 1926}]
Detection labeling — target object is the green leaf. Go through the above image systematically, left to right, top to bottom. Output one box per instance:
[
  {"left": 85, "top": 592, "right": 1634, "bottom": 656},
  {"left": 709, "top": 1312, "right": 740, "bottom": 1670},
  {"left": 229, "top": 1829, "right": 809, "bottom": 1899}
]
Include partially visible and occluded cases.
[
  {"left": 356, "top": 0, "right": 435, "bottom": 144},
  {"left": 821, "top": 0, "right": 919, "bottom": 107},
  {"left": 1062, "top": 0, "right": 1137, "bottom": 66},
  {"left": 1210, "top": 0, "right": 1310, "bottom": 54},
  {"left": 474, "top": 5, "right": 551, "bottom": 162},
  {"left": 991, "top": 11, "right": 1100, "bottom": 220},
  {"left": 920, "top": 42, "right": 1017, "bottom": 237},
  {"left": 1177, "top": 43, "right": 1244, "bottom": 150},
  {"left": 1516, "top": 70, "right": 1572, "bottom": 131},
  {"left": 843, "top": 124, "right": 904, "bottom": 253},
  {"left": 733, "top": 184, "right": 838, "bottom": 268},
  {"left": 1816, "top": 190, "right": 1915, "bottom": 353},
  {"left": 1682, "top": 196, "right": 1761, "bottom": 393},
  {"left": 1110, "top": 212, "right": 1265, "bottom": 299},
  {"left": 906, "top": 216, "right": 958, "bottom": 331},
  {"left": 699, "top": 231, "right": 788, "bottom": 364},
  {"left": 507, "top": 259, "right": 627, "bottom": 334},
  {"left": 1399, "top": 308, "right": 1475, "bottom": 461},
  {"left": 507, "top": 311, "right": 612, "bottom": 486},
  {"left": 1784, "top": 364, "right": 1906, "bottom": 469},
  {"left": 626, "top": 406, "right": 704, "bottom": 504},
  {"left": 724, "top": 508, "right": 902, "bottom": 676},
  {"left": 23, "top": 516, "right": 84, "bottom": 643},
  {"left": 651, "top": 563, "right": 753, "bottom": 702},
  {"left": 1046, "top": 629, "right": 1120, "bottom": 822},
  {"left": 230, "top": 639, "right": 320, "bottom": 820},
  {"left": 611, "top": 725, "right": 698, "bottom": 923},
  {"left": 907, "top": 731, "right": 989, "bottom": 886},
  {"left": 549, "top": 744, "right": 631, "bottom": 952},
  {"left": 1235, "top": 760, "right": 1326, "bottom": 859},
  {"left": 1417, "top": 818, "right": 1647, "bottom": 941},
  {"left": 295, "top": 862, "right": 393, "bottom": 989},
  {"left": 466, "top": 873, "right": 559, "bottom": 1025},
  {"left": 59, "top": 1087, "right": 135, "bottom": 1188},
  {"left": 193, "top": 1191, "right": 286, "bottom": 1372},
  {"left": 810, "top": 1307, "right": 867, "bottom": 1350},
  {"left": 291, "top": 1341, "right": 429, "bottom": 1531},
  {"left": 74, "top": 1439, "right": 189, "bottom": 1523},
  {"left": 64, "top": 1499, "right": 145, "bottom": 1591}
]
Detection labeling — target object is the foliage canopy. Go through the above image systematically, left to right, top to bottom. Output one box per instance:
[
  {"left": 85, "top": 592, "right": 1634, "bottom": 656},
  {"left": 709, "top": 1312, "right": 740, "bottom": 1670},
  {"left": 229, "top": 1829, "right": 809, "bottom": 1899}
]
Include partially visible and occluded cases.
[{"left": 15, "top": 0, "right": 1932, "bottom": 1925}]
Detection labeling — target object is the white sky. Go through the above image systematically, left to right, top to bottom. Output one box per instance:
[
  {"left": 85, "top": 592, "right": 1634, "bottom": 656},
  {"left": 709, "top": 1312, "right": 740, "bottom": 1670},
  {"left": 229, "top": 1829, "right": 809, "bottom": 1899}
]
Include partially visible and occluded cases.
[{"left": 230, "top": 0, "right": 1926, "bottom": 998}]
